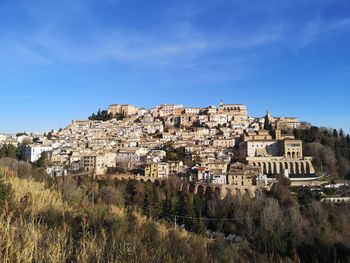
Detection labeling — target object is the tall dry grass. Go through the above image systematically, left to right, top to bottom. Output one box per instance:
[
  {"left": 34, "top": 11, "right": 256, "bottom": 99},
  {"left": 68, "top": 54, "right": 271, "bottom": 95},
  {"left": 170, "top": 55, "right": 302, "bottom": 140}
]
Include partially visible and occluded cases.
[{"left": 0, "top": 173, "right": 228, "bottom": 263}]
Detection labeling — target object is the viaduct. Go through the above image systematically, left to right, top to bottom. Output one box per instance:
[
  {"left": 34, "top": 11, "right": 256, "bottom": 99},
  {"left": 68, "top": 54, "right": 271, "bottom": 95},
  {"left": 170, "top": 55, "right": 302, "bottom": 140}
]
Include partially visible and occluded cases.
[{"left": 87, "top": 173, "right": 261, "bottom": 199}]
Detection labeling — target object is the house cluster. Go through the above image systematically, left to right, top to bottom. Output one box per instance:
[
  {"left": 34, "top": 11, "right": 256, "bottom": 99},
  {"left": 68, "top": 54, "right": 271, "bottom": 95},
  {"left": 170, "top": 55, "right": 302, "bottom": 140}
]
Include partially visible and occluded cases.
[{"left": 11, "top": 102, "right": 314, "bottom": 190}]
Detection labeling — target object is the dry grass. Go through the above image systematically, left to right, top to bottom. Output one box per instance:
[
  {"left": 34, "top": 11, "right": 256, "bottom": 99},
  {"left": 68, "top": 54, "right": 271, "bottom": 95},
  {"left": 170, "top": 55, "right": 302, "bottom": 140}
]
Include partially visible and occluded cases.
[{"left": 0, "top": 173, "right": 214, "bottom": 263}]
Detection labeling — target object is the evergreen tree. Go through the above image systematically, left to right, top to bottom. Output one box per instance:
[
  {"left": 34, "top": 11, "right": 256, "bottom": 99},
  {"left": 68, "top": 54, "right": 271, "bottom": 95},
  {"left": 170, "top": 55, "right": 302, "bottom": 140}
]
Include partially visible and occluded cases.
[
  {"left": 263, "top": 113, "right": 272, "bottom": 131},
  {"left": 333, "top": 129, "right": 338, "bottom": 138},
  {"left": 0, "top": 144, "right": 17, "bottom": 159},
  {"left": 6, "top": 144, "right": 17, "bottom": 159},
  {"left": 141, "top": 184, "right": 152, "bottom": 217},
  {"left": 151, "top": 185, "right": 163, "bottom": 218},
  {"left": 176, "top": 192, "right": 195, "bottom": 230}
]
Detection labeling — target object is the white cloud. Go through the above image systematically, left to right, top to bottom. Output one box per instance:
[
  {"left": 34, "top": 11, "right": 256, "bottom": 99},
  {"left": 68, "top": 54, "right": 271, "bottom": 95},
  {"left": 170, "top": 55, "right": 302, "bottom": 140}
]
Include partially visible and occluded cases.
[{"left": 299, "top": 17, "right": 350, "bottom": 47}]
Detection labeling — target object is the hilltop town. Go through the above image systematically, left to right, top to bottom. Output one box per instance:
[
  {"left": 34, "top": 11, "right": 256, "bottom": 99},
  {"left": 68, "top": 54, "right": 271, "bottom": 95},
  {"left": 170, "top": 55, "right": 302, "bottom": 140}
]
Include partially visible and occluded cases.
[
  {"left": 0, "top": 102, "right": 318, "bottom": 196},
  {"left": 1, "top": 102, "right": 350, "bottom": 262}
]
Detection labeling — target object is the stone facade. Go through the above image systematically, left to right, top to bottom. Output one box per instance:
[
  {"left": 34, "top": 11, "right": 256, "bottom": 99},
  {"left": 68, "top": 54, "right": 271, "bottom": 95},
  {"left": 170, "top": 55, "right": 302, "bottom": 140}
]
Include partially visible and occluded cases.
[{"left": 108, "top": 104, "right": 139, "bottom": 116}]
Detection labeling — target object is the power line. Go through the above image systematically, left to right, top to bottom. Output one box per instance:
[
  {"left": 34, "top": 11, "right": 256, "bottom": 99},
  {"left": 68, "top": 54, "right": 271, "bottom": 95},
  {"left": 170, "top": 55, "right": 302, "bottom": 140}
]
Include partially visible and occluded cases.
[{"left": 122, "top": 196, "right": 325, "bottom": 222}]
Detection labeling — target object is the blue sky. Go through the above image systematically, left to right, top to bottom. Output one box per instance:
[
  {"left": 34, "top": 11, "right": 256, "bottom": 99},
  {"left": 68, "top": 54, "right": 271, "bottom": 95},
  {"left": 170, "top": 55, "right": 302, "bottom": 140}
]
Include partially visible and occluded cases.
[{"left": 0, "top": 0, "right": 350, "bottom": 134}]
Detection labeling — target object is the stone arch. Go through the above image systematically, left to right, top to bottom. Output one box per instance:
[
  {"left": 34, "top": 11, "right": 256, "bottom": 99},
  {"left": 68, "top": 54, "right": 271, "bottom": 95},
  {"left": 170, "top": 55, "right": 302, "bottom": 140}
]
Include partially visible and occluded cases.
[
  {"left": 287, "top": 152, "right": 291, "bottom": 158},
  {"left": 292, "top": 152, "right": 296, "bottom": 158},
  {"left": 263, "top": 162, "right": 268, "bottom": 174},
  {"left": 268, "top": 162, "right": 273, "bottom": 174},
  {"left": 273, "top": 162, "right": 279, "bottom": 174},
  {"left": 281, "top": 162, "right": 286, "bottom": 171},
  {"left": 285, "top": 162, "right": 291, "bottom": 174},
  {"left": 289, "top": 162, "right": 295, "bottom": 174},
  {"left": 295, "top": 162, "right": 300, "bottom": 174},
  {"left": 298, "top": 162, "right": 304, "bottom": 174},
  {"left": 299, "top": 162, "right": 304, "bottom": 174},
  {"left": 306, "top": 162, "right": 311, "bottom": 174},
  {"left": 279, "top": 163, "right": 284, "bottom": 174},
  {"left": 140, "top": 179, "right": 145, "bottom": 183},
  {"left": 147, "top": 179, "right": 152, "bottom": 183},
  {"left": 154, "top": 180, "right": 160, "bottom": 186},
  {"left": 161, "top": 180, "right": 167, "bottom": 188},
  {"left": 181, "top": 183, "right": 189, "bottom": 192},
  {"left": 189, "top": 183, "right": 196, "bottom": 194},
  {"left": 197, "top": 185, "right": 204, "bottom": 195},
  {"left": 205, "top": 186, "right": 212, "bottom": 196},
  {"left": 214, "top": 187, "right": 221, "bottom": 197},
  {"left": 225, "top": 188, "right": 232, "bottom": 198},
  {"left": 235, "top": 188, "right": 241, "bottom": 199}
]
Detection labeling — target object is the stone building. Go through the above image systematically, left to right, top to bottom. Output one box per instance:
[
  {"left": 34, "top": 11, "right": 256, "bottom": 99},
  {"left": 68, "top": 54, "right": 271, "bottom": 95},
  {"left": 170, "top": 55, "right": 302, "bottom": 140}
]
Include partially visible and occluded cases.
[
  {"left": 108, "top": 104, "right": 139, "bottom": 117},
  {"left": 239, "top": 129, "right": 315, "bottom": 176},
  {"left": 212, "top": 137, "right": 235, "bottom": 148},
  {"left": 144, "top": 162, "right": 169, "bottom": 178},
  {"left": 227, "top": 162, "right": 260, "bottom": 187}
]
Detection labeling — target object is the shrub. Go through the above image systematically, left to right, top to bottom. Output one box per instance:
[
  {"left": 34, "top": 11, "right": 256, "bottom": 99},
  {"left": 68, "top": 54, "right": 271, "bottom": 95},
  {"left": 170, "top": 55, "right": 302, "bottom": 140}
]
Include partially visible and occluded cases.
[{"left": 0, "top": 175, "right": 11, "bottom": 209}]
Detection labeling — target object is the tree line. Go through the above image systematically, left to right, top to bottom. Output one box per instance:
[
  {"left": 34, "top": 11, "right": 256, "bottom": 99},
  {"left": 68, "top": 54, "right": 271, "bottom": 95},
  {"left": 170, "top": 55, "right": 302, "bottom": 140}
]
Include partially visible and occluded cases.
[
  {"left": 88, "top": 109, "right": 125, "bottom": 121},
  {"left": 293, "top": 126, "right": 350, "bottom": 178},
  {"left": 58, "top": 175, "right": 349, "bottom": 262}
]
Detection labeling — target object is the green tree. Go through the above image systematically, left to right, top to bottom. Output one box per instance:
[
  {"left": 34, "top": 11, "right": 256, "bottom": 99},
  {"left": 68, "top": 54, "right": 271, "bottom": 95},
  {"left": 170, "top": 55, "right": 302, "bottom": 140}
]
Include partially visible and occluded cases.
[
  {"left": 263, "top": 111, "right": 272, "bottom": 131},
  {"left": 6, "top": 144, "right": 17, "bottom": 159},
  {"left": 176, "top": 192, "right": 195, "bottom": 231}
]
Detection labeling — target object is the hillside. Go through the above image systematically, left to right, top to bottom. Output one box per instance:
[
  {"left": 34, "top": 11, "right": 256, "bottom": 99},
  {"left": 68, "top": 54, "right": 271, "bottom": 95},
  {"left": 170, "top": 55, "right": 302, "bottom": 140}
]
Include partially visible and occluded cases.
[
  {"left": 293, "top": 126, "right": 350, "bottom": 178},
  {"left": 1, "top": 165, "right": 350, "bottom": 262},
  {"left": 0, "top": 169, "right": 268, "bottom": 263}
]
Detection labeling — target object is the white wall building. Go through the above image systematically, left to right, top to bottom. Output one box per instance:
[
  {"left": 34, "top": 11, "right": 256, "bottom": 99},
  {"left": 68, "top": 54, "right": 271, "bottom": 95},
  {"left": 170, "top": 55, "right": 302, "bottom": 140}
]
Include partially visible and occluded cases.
[{"left": 24, "top": 145, "right": 53, "bottom": 162}]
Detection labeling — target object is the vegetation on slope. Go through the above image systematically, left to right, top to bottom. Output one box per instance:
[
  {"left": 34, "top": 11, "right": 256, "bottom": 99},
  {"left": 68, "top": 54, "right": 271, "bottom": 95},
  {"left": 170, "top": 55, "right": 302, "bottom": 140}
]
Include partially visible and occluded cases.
[
  {"left": 293, "top": 127, "right": 350, "bottom": 178},
  {"left": 1, "top": 156, "right": 350, "bottom": 262},
  {"left": 0, "top": 169, "right": 270, "bottom": 263}
]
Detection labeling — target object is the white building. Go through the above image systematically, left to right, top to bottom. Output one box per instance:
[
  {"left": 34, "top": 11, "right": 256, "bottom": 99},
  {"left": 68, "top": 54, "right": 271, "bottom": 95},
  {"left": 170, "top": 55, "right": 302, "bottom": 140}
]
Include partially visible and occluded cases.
[
  {"left": 24, "top": 145, "right": 53, "bottom": 162},
  {"left": 212, "top": 174, "right": 227, "bottom": 185}
]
